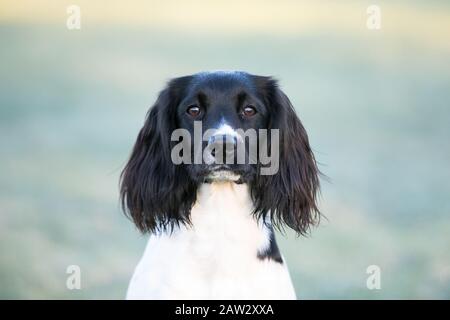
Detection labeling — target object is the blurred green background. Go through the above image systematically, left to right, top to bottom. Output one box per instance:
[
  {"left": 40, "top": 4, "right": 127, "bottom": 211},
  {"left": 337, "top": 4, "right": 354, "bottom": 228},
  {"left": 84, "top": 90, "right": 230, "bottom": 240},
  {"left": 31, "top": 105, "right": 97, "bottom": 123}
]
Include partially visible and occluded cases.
[{"left": 1, "top": 0, "right": 449, "bottom": 299}]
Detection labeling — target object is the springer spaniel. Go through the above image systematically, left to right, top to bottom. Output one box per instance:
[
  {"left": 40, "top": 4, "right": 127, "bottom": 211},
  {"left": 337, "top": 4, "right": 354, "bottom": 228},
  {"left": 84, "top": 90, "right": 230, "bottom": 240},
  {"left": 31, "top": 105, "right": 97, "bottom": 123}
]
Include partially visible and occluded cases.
[{"left": 120, "top": 71, "right": 320, "bottom": 299}]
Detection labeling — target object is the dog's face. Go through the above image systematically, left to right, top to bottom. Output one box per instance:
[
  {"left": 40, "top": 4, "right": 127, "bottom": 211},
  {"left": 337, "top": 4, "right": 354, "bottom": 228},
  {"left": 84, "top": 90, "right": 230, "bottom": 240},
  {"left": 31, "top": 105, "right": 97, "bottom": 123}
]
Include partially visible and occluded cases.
[
  {"left": 120, "top": 71, "right": 320, "bottom": 234},
  {"left": 175, "top": 72, "right": 270, "bottom": 182}
]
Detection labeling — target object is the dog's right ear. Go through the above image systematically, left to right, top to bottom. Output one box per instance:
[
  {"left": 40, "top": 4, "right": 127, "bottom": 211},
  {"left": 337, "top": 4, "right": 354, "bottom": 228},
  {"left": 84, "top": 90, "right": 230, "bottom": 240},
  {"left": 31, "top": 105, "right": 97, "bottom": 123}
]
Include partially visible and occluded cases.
[
  {"left": 120, "top": 77, "right": 198, "bottom": 234},
  {"left": 250, "top": 77, "right": 321, "bottom": 236}
]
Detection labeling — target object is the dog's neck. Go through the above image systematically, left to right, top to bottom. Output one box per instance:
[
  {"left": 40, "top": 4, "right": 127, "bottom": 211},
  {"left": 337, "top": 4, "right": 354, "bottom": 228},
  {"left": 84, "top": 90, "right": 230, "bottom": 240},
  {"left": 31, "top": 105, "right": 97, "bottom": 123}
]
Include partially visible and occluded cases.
[
  {"left": 185, "top": 181, "right": 270, "bottom": 255},
  {"left": 194, "top": 181, "right": 251, "bottom": 211}
]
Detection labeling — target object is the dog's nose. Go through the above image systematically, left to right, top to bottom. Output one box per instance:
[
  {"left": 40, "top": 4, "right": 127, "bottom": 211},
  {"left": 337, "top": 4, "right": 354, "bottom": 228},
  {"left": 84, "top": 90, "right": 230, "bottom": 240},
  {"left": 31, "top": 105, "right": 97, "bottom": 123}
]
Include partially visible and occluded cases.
[{"left": 209, "top": 134, "right": 237, "bottom": 159}]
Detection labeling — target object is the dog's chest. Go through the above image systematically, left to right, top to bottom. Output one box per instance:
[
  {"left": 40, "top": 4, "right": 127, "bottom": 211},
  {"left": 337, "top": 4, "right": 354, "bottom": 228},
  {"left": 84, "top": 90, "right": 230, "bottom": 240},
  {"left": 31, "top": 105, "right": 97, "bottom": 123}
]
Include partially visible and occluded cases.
[{"left": 126, "top": 183, "right": 296, "bottom": 299}]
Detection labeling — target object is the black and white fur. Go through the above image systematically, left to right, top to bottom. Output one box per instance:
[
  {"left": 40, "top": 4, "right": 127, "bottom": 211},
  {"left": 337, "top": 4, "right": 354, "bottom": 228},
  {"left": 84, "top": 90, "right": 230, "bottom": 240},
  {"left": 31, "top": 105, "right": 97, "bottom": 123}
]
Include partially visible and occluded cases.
[{"left": 120, "top": 71, "right": 320, "bottom": 299}]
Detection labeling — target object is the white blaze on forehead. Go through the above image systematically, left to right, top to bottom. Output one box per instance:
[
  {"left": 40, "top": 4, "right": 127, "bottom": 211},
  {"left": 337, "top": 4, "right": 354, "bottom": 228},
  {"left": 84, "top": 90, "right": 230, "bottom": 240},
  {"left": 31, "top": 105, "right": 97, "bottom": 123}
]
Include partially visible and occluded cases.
[
  {"left": 212, "top": 120, "right": 244, "bottom": 144},
  {"left": 214, "top": 123, "right": 239, "bottom": 138}
]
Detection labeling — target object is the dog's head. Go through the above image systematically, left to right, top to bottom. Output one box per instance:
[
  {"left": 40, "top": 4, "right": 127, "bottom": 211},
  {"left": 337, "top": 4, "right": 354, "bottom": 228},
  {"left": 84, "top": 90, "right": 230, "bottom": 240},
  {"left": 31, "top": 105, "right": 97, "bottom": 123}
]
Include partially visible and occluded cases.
[{"left": 120, "top": 71, "right": 320, "bottom": 234}]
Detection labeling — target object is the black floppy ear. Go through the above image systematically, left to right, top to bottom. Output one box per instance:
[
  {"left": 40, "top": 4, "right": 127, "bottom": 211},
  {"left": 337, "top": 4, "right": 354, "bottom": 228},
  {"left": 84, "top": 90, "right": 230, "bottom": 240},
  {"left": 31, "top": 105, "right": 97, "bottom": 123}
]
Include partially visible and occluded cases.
[
  {"left": 120, "top": 77, "right": 197, "bottom": 233},
  {"left": 251, "top": 78, "right": 321, "bottom": 235}
]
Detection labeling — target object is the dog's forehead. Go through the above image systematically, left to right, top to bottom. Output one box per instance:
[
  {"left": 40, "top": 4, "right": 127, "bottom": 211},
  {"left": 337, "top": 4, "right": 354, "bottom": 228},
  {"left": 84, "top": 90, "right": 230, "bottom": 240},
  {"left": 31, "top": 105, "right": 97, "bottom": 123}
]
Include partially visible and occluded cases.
[{"left": 189, "top": 71, "right": 255, "bottom": 94}]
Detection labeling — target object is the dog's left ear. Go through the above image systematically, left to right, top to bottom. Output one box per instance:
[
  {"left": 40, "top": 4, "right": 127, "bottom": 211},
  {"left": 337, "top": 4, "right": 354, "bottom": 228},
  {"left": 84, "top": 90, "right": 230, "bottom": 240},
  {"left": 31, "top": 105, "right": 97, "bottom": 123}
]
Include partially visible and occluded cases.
[
  {"left": 120, "top": 76, "right": 197, "bottom": 234},
  {"left": 251, "top": 78, "right": 321, "bottom": 235}
]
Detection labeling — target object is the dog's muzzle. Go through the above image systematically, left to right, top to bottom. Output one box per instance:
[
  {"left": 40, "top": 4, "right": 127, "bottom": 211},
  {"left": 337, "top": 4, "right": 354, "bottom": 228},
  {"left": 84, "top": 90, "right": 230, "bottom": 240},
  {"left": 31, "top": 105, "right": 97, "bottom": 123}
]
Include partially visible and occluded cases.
[{"left": 205, "top": 133, "right": 240, "bottom": 165}]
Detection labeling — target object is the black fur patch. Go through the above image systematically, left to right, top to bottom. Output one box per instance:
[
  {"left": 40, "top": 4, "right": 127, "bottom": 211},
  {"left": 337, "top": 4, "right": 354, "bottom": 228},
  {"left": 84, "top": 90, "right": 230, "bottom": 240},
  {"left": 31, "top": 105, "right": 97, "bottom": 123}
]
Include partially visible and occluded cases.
[{"left": 257, "top": 227, "right": 283, "bottom": 264}]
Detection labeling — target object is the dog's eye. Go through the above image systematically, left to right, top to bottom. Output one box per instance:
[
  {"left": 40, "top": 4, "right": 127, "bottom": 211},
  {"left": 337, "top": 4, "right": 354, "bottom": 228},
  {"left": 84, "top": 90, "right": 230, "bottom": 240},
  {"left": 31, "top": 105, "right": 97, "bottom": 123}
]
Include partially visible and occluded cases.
[
  {"left": 186, "top": 105, "right": 201, "bottom": 117},
  {"left": 242, "top": 105, "right": 257, "bottom": 117}
]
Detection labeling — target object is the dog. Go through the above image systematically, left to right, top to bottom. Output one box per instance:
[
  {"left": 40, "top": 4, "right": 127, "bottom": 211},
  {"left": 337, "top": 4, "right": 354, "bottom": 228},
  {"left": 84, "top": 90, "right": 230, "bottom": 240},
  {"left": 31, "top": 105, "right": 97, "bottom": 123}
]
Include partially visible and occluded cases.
[{"left": 120, "top": 71, "right": 320, "bottom": 299}]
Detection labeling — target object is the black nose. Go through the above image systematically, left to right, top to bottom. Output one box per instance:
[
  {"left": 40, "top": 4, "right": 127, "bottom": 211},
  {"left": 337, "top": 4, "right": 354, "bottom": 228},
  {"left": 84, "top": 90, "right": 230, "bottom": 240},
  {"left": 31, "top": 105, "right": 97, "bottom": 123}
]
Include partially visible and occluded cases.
[{"left": 209, "top": 134, "right": 237, "bottom": 159}]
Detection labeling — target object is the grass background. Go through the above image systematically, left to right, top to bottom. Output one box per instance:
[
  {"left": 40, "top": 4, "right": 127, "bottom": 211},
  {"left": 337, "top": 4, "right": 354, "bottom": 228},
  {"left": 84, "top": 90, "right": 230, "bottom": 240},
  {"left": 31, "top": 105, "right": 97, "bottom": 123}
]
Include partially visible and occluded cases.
[{"left": 0, "top": 0, "right": 449, "bottom": 299}]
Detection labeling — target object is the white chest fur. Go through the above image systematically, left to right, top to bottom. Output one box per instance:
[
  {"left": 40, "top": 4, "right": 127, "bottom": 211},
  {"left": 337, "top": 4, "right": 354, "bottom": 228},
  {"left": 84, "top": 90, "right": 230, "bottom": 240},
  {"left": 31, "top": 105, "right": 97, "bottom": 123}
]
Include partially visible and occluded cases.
[{"left": 126, "top": 182, "right": 296, "bottom": 299}]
